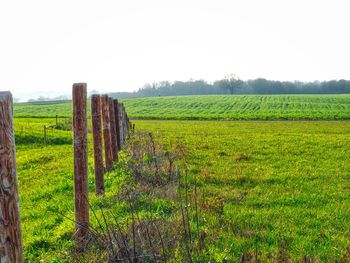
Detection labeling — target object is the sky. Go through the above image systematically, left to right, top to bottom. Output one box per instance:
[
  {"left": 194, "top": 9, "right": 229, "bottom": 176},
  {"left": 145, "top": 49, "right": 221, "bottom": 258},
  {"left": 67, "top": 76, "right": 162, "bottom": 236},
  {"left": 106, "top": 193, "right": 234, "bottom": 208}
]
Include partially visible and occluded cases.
[{"left": 0, "top": 0, "right": 349, "bottom": 101}]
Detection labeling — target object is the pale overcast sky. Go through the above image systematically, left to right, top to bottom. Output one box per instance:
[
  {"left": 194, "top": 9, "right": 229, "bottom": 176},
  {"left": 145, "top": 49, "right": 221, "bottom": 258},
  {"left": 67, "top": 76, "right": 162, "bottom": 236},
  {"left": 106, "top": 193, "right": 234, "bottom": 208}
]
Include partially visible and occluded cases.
[{"left": 0, "top": 0, "right": 349, "bottom": 100}]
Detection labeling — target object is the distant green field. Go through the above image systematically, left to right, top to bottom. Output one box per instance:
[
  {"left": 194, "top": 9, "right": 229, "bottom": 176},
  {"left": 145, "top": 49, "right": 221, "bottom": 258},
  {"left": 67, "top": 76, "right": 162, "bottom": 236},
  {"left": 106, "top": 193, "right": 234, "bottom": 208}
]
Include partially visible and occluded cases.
[{"left": 14, "top": 94, "right": 350, "bottom": 120}]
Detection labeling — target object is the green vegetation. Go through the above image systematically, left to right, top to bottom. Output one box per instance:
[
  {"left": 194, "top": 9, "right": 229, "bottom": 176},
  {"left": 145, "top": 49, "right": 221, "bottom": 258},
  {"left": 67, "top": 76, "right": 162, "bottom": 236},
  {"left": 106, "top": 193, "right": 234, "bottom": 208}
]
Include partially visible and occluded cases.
[
  {"left": 15, "top": 94, "right": 350, "bottom": 120},
  {"left": 124, "top": 95, "right": 350, "bottom": 120},
  {"left": 12, "top": 98, "right": 350, "bottom": 261},
  {"left": 14, "top": 101, "right": 73, "bottom": 118},
  {"left": 15, "top": 117, "right": 74, "bottom": 261},
  {"left": 135, "top": 120, "right": 350, "bottom": 261}
]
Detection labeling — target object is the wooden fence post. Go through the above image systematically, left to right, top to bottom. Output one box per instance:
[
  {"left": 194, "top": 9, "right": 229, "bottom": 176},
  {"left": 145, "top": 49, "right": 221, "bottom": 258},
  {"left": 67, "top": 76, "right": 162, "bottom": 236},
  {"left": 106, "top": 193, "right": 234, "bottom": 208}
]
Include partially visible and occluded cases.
[
  {"left": 72, "top": 83, "right": 89, "bottom": 244},
  {"left": 0, "top": 92, "right": 24, "bottom": 263},
  {"left": 91, "top": 94, "right": 104, "bottom": 195},
  {"left": 101, "top": 95, "right": 113, "bottom": 171},
  {"left": 108, "top": 98, "right": 118, "bottom": 162},
  {"left": 113, "top": 99, "right": 121, "bottom": 151},
  {"left": 117, "top": 103, "right": 124, "bottom": 148},
  {"left": 120, "top": 104, "right": 124, "bottom": 144},
  {"left": 122, "top": 104, "right": 126, "bottom": 144},
  {"left": 123, "top": 105, "right": 127, "bottom": 142},
  {"left": 125, "top": 107, "right": 127, "bottom": 139}
]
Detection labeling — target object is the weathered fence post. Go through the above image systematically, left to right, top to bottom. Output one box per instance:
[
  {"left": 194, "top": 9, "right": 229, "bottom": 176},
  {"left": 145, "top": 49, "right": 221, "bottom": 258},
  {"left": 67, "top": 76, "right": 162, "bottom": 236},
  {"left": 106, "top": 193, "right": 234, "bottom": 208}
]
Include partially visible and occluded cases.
[
  {"left": 72, "top": 83, "right": 89, "bottom": 244},
  {"left": 0, "top": 92, "right": 24, "bottom": 263},
  {"left": 91, "top": 95, "right": 104, "bottom": 195},
  {"left": 101, "top": 95, "right": 113, "bottom": 171},
  {"left": 108, "top": 98, "right": 118, "bottom": 162},
  {"left": 113, "top": 99, "right": 121, "bottom": 151},
  {"left": 117, "top": 103, "right": 124, "bottom": 148},
  {"left": 120, "top": 104, "right": 125, "bottom": 144},
  {"left": 122, "top": 105, "right": 126, "bottom": 144},
  {"left": 123, "top": 105, "right": 127, "bottom": 142}
]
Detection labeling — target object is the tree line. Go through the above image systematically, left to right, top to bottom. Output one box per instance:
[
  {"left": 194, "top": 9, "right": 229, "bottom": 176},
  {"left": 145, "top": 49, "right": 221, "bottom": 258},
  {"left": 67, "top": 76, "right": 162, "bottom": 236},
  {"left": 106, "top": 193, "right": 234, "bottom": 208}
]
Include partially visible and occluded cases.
[
  {"left": 25, "top": 76, "right": 350, "bottom": 102},
  {"left": 109, "top": 76, "right": 350, "bottom": 98}
]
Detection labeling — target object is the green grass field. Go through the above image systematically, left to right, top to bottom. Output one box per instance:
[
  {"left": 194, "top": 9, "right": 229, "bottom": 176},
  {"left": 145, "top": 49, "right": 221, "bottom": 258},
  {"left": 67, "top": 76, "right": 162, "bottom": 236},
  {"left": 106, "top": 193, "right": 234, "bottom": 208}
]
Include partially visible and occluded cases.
[
  {"left": 15, "top": 94, "right": 350, "bottom": 120},
  {"left": 12, "top": 95, "right": 350, "bottom": 261},
  {"left": 135, "top": 120, "right": 350, "bottom": 260}
]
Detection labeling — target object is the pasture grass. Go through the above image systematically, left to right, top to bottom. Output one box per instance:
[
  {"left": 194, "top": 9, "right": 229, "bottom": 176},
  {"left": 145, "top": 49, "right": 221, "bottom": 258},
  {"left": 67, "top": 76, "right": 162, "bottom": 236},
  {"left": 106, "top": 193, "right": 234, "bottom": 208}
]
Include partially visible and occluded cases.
[
  {"left": 14, "top": 116, "right": 350, "bottom": 261},
  {"left": 134, "top": 120, "right": 350, "bottom": 261}
]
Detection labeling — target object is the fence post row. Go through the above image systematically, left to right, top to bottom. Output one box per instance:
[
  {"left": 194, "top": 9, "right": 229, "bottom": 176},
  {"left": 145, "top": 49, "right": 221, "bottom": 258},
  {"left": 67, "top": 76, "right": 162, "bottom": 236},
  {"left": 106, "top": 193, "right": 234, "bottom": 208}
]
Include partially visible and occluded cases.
[
  {"left": 72, "top": 83, "right": 89, "bottom": 245},
  {"left": 0, "top": 86, "right": 134, "bottom": 261},
  {"left": 0, "top": 87, "right": 134, "bottom": 259},
  {"left": 0, "top": 92, "right": 24, "bottom": 263},
  {"left": 91, "top": 94, "right": 104, "bottom": 195},
  {"left": 92, "top": 96, "right": 132, "bottom": 166},
  {"left": 108, "top": 98, "right": 118, "bottom": 162}
]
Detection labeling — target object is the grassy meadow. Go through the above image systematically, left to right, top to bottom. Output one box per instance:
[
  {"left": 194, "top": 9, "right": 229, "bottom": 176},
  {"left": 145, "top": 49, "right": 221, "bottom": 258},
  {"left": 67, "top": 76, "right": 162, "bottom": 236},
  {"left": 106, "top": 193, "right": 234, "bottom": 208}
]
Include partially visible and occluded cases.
[
  {"left": 12, "top": 94, "right": 350, "bottom": 261},
  {"left": 135, "top": 120, "right": 350, "bottom": 260}
]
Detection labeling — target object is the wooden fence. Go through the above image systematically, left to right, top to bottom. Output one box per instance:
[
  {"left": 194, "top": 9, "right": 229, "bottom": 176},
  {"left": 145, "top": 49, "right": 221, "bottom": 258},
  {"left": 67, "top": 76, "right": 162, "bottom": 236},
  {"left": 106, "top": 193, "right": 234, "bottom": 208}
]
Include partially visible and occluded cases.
[
  {"left": 0, "top": 84, "right": 134, "bottom": 260},
  {"left": 0, "top": 92, "right": 24, "bottom": 262}
]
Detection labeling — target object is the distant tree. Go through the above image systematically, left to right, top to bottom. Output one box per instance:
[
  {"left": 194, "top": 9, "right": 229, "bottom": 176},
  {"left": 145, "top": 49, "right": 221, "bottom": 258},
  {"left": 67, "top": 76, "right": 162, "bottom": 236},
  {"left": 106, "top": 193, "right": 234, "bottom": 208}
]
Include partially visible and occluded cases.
[
  {"left": 218, "top": 74, "right": 244, "bottom": 94},
  {"left": 249, "top": 78, "right": 272, "bottom": 94},
  {"left": 88, "top": 89, "right": 100, "bottom": 98},
  {"left": 27, "top": 95, "right": 69, "bottom": 102},
  {"left": 37, "top": 96, "right": 50, "bottom": 101}
]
